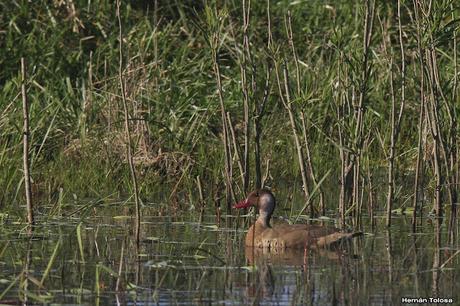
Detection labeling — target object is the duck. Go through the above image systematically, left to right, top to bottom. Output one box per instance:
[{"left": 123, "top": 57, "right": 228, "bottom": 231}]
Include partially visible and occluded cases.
[{"left": 234, "top": 188, "right": 362, "bottom": 249}]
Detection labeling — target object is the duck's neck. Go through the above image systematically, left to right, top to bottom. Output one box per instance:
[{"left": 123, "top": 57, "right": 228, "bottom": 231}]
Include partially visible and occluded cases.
[{"left": 256, "top": 211, "right": 272, "bottom": 228}]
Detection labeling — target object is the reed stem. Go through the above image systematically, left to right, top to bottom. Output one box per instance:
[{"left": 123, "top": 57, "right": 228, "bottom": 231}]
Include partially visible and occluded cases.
[
  {"left": 117, "top": 0, "right": 141, "bottom": 244},
  {"left": 21, "top": 58, "right": 34, "bottom": 225}
]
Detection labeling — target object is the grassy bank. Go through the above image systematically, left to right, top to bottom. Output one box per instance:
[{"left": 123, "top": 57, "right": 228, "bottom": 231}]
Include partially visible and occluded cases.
[{"left": 1, "top": 1, "right": 459, "bottom": 224}]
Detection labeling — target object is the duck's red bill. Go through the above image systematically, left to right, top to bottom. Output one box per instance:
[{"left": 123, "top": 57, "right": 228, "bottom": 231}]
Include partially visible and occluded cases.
[{"left": 234, "top": 199, "right": 250, "bottom": 209}]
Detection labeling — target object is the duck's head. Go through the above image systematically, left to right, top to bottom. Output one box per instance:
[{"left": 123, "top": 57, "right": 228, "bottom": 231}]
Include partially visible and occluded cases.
[{"left": 234, "top": 189, "right": 276, "bottom": 225}]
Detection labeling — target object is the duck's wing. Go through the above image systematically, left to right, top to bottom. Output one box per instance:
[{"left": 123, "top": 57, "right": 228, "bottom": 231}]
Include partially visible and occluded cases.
[
  {"left": 272, "top": 223, "right": 362, "bottom": 248},
  {"left": 273, "top": 223, "right": 338, "bottom": 236},
  {"left": 315, "top": 231, "right": 363, "bottom": 248}
]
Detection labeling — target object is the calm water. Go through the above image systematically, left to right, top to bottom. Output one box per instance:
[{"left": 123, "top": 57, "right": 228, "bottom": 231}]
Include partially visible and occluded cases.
[{"left": 0, "top": 201, "right": 458, "bottom": 305}]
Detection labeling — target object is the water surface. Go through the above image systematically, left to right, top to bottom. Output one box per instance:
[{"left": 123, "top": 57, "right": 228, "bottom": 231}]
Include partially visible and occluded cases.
[{"left": 0, "top": 201, "right": 458, "bottom": 305}]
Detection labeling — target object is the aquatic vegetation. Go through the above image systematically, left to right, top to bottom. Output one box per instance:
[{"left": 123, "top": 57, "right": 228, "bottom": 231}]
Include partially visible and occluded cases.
[{"left": 0, "top": 1, "right": 459, "bottom": 304}]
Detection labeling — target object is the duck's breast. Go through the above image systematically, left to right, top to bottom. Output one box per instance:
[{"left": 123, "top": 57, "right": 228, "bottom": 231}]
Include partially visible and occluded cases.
[{"left": 245, "top": 224, "right": 282, "bottom": 248}]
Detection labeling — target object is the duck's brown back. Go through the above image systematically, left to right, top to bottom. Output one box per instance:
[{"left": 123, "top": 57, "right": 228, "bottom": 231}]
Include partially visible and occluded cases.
[{"left": 245, "top": 222, "right": 359, "bottom": 249}]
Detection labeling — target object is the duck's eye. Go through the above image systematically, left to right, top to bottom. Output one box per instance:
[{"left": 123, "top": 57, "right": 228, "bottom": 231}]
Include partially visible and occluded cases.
[{"left": 255, "top": 191, "right": 259, "bottom": 197}]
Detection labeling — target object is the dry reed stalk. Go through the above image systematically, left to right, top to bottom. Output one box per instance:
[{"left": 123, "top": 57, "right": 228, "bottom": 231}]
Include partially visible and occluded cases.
[
  {"left": 117, "top": 0, "right": 141, "bottom": 244},
  {"left": 153, "top": 0, "right": 159, "bottom": 97},
  {"left": 241, "top": 0, "right": 251, "bottom": 193},
  {"left": 251, "top": 0, "right": 274, "bottom": 190},
  {"left": 353, "top": 0, "right": 375, "bottom": 221},
  {"left": 411, "top": 0, "right": 426, "bottom": 231},
  {"left": 380, "top": 1, "right": 405, "bottom": 227},
  {"left": 385, "top": 1, "right": 406, "bottom": 227},
  {"left": 423, "top": 1, "right": 458, "bottom": 238},
  {"left": 448, "top": 2, "right": 458, "bottom": 244},
  {"left": 382, "top": 8, "right": 396, "bottom": 227},
  {"left": 285, "top": 11, "right": 301, "bottom": 97},
  {"left": 286, "top": 11, "right": 325, "bottom": 215},
  {"left": 428, "top": 25, "right": 458, "bottom": 222},
  {"left": 211, "top": 41, "right": 233, "bottom": 212},
  {"left": 430, "top": 44, "right": 455, "bottom": 213},
  {"left": 426, "top": 48, "right": 443, "bottom": 220},
  {"left": 335, "top": 54, "right": 347, "bottom": 227},
  {"left": 21, "top": 58, "right": 34, "bottom": 225},
  {"left": 274, "top": 61, "right": 311, "bottom": 214},
  {"left": 254, "top": 66, "right": 271, "bottom": 189},
  {"left": 300, "top": 111, "right": 325, "bottom": 215},
  {"left": 226, "top": 112, "right": 244, "bottom": 191},
  {"left": 262, "top": 158, "right": 271, "bottom": 188},
  {"left": 196, "top": 175, "right": 204, "bottom": 205}
]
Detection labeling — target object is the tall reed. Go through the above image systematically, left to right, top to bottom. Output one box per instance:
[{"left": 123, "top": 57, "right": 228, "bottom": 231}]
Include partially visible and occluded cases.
[
  {"left": 117, "top": 0, "right": 141, "bottom": 243},
  {"left": 21, "top": 58, "right": 34, "bottom": 225}
]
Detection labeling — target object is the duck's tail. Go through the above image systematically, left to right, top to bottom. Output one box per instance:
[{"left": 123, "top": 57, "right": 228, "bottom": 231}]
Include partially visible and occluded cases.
[{"left": 315, "top": 231, "right": 363, "bottom": 248}]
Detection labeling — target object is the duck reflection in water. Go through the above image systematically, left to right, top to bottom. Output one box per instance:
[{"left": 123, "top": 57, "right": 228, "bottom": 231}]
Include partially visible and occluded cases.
[
  {"left": 242, "top": 245, "right": 361, "bottom": 304},
  {"left": 244, "top": 258, "right": 275, "bottom": 299}
]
